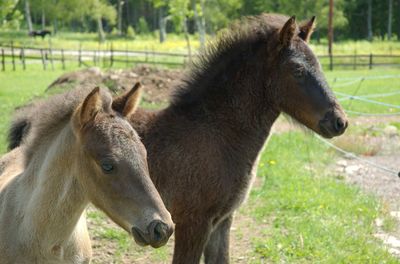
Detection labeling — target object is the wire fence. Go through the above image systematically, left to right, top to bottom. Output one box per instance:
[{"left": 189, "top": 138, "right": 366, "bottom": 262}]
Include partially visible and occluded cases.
[
  {"left": 1, "top": 42, "right": 400, "bottom": 71},
  {"left": 318, "top": 75, "right": 400, "bottom": 178},
  {"left": 315, "top": 135, "right": 400, "bottom": 178}
]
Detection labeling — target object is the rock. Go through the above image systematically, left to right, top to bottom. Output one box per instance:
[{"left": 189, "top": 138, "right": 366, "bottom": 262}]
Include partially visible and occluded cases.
[
  {"left": 384, "top": 125, "right": 398, "bottom": 136},
  {"left": 336, "top": 160, "right": 347, "bottom": 167},
  {"left": 345, "top": 165, "right": 361, "bottom": 174},
  {"left": 390, "top": 211, "right": 400, "bottom": 220},
  {"left": 375, "top": 218, "right": 384, "bottom": 227}
]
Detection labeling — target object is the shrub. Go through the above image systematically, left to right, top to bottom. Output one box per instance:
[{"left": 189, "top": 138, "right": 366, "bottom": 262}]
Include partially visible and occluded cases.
[{"left": 126, "top": 26, "right": 136, "bottom": 39}]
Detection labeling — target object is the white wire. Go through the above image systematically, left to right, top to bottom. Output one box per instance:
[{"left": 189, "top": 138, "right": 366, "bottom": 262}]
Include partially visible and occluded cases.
[
  {"left": 331, "top": 74, "right": 400, "bottom": 81},
  {"left": 331, "top": 79, "right": 362, "bottom": 88},
  {"left": 338, "top": 90, "right": 400, "bottom": 102},
  {"left": 335, "top": 91, "right": 400, "bottom": 109},
  {"left": 344, "top": 109, "right": 400, "bottom": 116},
  {"left": 315, "top": 135, "right": 399, "bottom": 177}
]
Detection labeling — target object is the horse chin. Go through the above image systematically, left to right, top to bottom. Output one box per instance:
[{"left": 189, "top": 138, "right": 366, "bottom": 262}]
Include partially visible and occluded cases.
[
  {"left": 317, "top": 124, "right": 337, "bottom": 139},
  {"left": 131, "top": 227, "right": 150, "bottom": 247}
]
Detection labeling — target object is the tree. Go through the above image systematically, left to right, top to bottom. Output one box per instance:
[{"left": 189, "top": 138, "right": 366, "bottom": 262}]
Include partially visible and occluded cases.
[
  {"left": 0, "top": 0, "right": 21, "bottom": 29},
  {"left": 24, "top": 0, "right": 33, "bottom": 31},
  {"left": 88, "top": 0, "right": 117, "bottom": 42},
  {"left": 117, "top": 0, "right": 124, "bottom": 35},
  {"left": 151, "top": 0, "right": 170, "bottom": 43},
  {"left": 169, "top": 0, "right": 192, "bottom": 59},
  {"left": 191, "top": 0, "right": 206, "bottom": 50},
  {"left": 367, "top": 0, "right": 373, "bottom": 41},
  {"left": 388, "top": 0, "right": 393, "bottom": 40}
]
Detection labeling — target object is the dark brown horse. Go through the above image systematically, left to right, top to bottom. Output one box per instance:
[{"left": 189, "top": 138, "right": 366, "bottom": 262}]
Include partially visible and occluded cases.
[{"left": 9, "top": 14, "right": 348, "bottom": 263}]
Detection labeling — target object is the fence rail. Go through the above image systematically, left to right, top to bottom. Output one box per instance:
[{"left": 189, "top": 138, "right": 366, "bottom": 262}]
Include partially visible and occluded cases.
[{"left": 1, "top": 42, "right": 400, "bottom": 71}]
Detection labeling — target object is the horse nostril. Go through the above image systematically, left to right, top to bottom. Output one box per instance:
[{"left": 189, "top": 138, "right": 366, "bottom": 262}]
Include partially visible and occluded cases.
[
  {"left": 334, "top": 118, "right": 346, "bottom": 132},
  {"left": 148, "top": 220, "right": 169, "bottom": 245}
]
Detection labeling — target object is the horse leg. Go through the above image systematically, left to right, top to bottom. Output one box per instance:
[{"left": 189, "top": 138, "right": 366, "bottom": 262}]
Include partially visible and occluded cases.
[
  {"left": 204, "top": 214, "right": 233, "bottom": 264},
  {"left": 172, "top": 221, "right": 211, "bottom": 264}
]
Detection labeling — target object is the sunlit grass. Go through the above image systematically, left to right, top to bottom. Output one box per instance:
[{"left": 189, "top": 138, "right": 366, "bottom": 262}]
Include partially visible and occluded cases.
[
  {"left": 1, "top": 30, "right": 400, "bottom": 55},
  {"left": 248, "top": 132, "right": 397, "bottom": 263}
]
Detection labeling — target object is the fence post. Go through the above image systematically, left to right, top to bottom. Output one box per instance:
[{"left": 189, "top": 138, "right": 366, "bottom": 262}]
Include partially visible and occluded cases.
[
  {"left": 11, "top": 41, "right": 15, "bottom": 71},
  {"left": 110, "top": 43, "right": 114, "bottom": 67},
  {"left": 78, "top": 44, "right": 82, "bottom": 67},
  {"left": 102, "top": 45, "right": 106, "bottom": 67},
  {"left": 125, "top": 46, "right": 128, "bottom": 67},
  {"left": 21, "top": 47, "right": 26, "bottom": 70},
  {"left": 49, "top": 47, "right": 54, "bottom": 71},
  {"left": 1, "top": 49, "right": 5, "bottom": 71},
  {"left": 40, "top": 49, "right": 46, "bottom": 70},
  {"left": 61, "top": 49, "right": 66, "bottom": 70},
  {"left": 93, "top": 50, "right": 96, "bottom": 66},
  {"left": 353, "top": 51, "right": 357, "bottom": 70},
  {"left": 329, "top": 53, "right": 333, "bottom": 71},
  {"left": 369, "top": 53, "right": 373, "bottom": 70}
]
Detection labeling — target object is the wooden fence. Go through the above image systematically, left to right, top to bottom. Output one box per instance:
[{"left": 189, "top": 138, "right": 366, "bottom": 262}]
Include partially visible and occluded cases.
[{"left": 0, "top": 42, "right": 400, "bottom": 71}]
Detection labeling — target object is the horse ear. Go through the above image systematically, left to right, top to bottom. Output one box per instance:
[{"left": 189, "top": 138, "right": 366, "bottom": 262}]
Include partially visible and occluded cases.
[
  {"left": 279, "top": 16, "right": 297, "bottom": 47},
  {"left": 299, "top": 16, "right": 316, "bottom": 42},
  {"left": 112, "top": 82, "right": 142, "bottom": 117},
  {"left": 80, "top": 87, "right": 102, "bottom": 125}
]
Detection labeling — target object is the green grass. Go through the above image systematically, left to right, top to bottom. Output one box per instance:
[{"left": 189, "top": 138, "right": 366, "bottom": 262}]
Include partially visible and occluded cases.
[
  {"left": 1, "top": 30, "right": 400, "bottom": 55},
  {"left": 0, "top": 31, "right": 200, "bottom": 53},
  {"left": 0, "top": 65, "right": 74, "bottom": 153},
  {"left": 325, "top": 69, "right": 400, "bottom": 115},
  {"left": 247, "top": 132, "right": 398, "bottom": 263}
]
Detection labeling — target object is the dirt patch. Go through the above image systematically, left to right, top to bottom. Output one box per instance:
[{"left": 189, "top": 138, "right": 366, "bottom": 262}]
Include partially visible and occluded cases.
[
  {"left": 46, "top": 66, "right": 185, "bottom": 105},
  {"left": 86, "top": 204, "right": 263, "bottom": 263}
]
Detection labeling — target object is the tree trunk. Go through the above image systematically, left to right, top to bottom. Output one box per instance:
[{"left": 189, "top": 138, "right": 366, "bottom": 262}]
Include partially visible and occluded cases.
[
  {"left": 25, "top": 0, "right": 33, "bottom": 32},
  {"left": 117, "top": 0, "right": 123, "bottom": 35},
  {"left": 191, "top": 0, "right": 206, "bottom": 50},
  {"left": 328, "top": 0, "right": 333, "bottom": 55},
  {"left": 367, "top": 0, "right": 373, "bottom": 41},
  {"left": 388, "top": 0, "right": 393, "bottom": 40},
  {"left": 41, "top": 7, "right": 46, "bottom": 30},
  {"left": 158, "top": 8, "right": 168, "bottom": 43},
  {"left": 97, "top": 17, "right": 106, "bottom": 42},
  {"left": 183, "top": 17, "right": 192, "bottom": 62},
  {"left": 53, "top": 19, "right": 58, "bottom": 35}
]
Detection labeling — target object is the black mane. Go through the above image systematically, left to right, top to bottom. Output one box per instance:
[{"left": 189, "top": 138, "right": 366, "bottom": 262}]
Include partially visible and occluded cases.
[{"left": 171, "top": 14, "right": 290, "bottom": 110}]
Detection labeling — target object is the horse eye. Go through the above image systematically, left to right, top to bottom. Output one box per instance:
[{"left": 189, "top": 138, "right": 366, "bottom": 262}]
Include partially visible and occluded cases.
[
  {"left": 293, "top": 67, "right": 304, "bottom": 78},
  {"left": 101, "top": 163, "right": 114, "bottom": 173}
]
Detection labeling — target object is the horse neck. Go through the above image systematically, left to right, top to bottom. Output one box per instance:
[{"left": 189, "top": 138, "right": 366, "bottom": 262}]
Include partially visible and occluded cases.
[
  {"left": 170, "top": 42, "right": 281, "bottom": 149},
  {"left": 18, "top": 124, "right": 88, "bottom": 249}
]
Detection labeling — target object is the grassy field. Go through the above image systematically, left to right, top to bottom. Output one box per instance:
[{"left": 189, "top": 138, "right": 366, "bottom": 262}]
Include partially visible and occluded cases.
[
  {"left": 1, "top": 30, "right": 400, "bottom": 55},
  {"left": 0, "top": 66, "right": 399, "bottom": 262}
]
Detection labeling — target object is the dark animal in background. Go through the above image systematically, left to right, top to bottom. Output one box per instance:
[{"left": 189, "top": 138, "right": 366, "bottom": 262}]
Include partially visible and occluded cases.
[
  {"left": 10, "top": 14, "right": 348, "bottom": 264},
  {"left": 28, "top": 30, "right": 51, "bottom": 39}
]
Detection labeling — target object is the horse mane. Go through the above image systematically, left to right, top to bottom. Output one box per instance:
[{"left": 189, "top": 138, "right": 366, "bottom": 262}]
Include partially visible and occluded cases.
[
  {"left": 171, "top": 13, "right": 289, "bottom": 110},
  {"left": 12, "top": 87, "right": 112, "bottom": 165}
]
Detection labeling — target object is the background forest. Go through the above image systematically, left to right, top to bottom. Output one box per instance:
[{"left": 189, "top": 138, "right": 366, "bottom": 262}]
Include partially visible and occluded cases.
[{"left": 0, "top": 0, "right": 399, "bottom": 45}]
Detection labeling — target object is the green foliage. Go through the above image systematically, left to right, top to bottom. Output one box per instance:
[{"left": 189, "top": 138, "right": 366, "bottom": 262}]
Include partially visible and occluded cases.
[
  {"left": 0, "top": 0, "right": 21, "bottom": 29},
  {"left": 169, "top": 0, "right": 191, "bottom": 32},
  {"left": 204, "top": 0, "right": 242, "bottom": 32},
  {"left": 138, "top": 17, "right": 150, "bottom": 34},
  {"left": 126, "top": 25, "right": 136, "bottom": 38}
]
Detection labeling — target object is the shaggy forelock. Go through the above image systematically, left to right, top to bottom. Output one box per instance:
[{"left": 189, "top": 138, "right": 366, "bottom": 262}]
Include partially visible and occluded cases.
[
  {"left": 172, "top": 13, "right": 291, "bottom": 108},
  {"left": 14, "top": 87, "right": 113, "bottom": 164}
]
